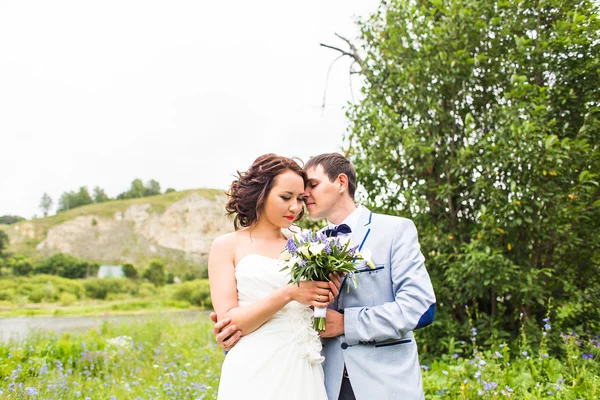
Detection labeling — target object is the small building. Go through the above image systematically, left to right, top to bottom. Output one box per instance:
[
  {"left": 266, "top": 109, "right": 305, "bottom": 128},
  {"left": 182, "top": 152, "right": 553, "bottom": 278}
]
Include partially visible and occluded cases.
[{"left": 97, "top": 265, "right": 124, "bottom": 278}]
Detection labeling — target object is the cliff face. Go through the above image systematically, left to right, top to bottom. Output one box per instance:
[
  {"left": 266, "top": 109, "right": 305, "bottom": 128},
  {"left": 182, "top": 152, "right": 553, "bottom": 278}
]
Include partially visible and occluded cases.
[{"left": 3, "top": 190, "right": 233, "bottom": 265}]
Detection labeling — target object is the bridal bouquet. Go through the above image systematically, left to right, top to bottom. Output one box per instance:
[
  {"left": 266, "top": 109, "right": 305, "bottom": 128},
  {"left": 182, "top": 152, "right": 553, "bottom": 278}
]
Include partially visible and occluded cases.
[{"left": 279, "top": 230, "right": 375, "bottom": 332}]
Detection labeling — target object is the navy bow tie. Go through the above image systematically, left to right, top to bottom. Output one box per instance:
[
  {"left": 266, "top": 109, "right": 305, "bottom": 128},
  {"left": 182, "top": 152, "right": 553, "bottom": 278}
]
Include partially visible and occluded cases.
[{"left": 323, "top": 223, "right": 352, "bottom": 237}]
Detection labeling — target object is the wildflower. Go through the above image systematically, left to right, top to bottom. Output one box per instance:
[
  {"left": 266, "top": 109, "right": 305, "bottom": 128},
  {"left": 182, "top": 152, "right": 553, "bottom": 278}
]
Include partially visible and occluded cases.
[
  {"left": 285, "top": 238, "right": 298, "bottom": 254},
  {"left": 544, "top": 324, "right": 551, "bottom": 330},
  {"left": 522, "top": 350, "right": 528, "bottom": 356},
  {"left": 495, "top": 351, "right": 503, "bottom": 358},
  {"left": 453, "top": 353, "right": 459, "bottom": 359},
  {"left": 420, "top": 365, "right": 429, "bottom": 371},
  {"left": 442, "top": 370, "right": 448, "bottom": 375},
  {"left": 474, "top": 371, "right": 481, "bottom": 379},
  {"left": 25, "top": 387, "right": 38, "bottom": 396}
]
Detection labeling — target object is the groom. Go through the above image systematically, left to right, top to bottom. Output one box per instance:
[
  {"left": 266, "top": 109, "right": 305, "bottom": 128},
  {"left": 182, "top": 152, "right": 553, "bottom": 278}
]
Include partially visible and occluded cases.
[{"left": 212, "top": 153, "right": 436, "bottom": 399}]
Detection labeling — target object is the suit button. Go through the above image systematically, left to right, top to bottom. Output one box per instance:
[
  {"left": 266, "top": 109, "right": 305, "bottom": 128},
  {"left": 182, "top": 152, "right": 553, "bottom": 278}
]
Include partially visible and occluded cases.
[{"left": 341, "top": 342, "right": 348, "bottom": 349}]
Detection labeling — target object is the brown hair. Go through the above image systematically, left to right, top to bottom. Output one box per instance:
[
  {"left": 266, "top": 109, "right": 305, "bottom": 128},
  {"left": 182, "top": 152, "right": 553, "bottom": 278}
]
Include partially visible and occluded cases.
[
  {"left": 305, "top": 153, "right": 357, "bottom": 199},
  {"left": 226, "top": 154, "right": 307, "bottom": 230}
]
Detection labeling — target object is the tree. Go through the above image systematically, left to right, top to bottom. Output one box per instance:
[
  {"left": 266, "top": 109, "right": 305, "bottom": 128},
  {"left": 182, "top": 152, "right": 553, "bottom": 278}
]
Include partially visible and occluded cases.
[
  {"left": 344, "top": 0, "right": 600, "bottom": 351},
  {"left": 145, "top": 179, "right": 161, "bottom": 196},
  {"left": 57, "top": 186, "right": 93, "bottom": 212},
  {"left": 93, "top": 186, "right": 111, "bottom": 203},
  {"left": 165, "top": 188, "right": 176, "bottom": 194},
  {"left": 39, "top": 193, "right": 53, "bottom": 217},
  {"left": 0, "top": 215, "right": 25, "bottom": 225},
  {"left": 0, "top": 230, "right": 8, "bottom": 257},
  {"left": 34, "top": 253, "right": 91, "bottom": 278},
  {"left": 9, "top": 254, "right": 33, "bottom": 276},
  {"left": 143, "top": 259, "right": 166, "bottom": 286},
  {"left": 122, "top": 263, "right": 138, "bottom": 279}
]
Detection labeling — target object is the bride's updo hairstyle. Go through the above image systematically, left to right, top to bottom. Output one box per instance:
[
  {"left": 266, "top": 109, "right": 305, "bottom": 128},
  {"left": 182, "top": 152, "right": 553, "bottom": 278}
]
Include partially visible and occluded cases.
[{"left": 226, "top": 153, "right": 307, "bottom": 230}]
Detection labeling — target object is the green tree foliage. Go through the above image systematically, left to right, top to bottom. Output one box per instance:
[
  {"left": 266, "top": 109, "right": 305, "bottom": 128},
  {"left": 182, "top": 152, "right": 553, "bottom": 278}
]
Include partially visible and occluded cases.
[
  {"left": 347, "top": 0, "right": 600, "bottom": 350},
  {"left": 117, "top": 179, "right": 162, "bottom": 200},
  {"left": 93, "top": 186, "right": 111, "bottom": 203},
  {"left": 57, "top": 187, "right": 93, "bottom": 212},
  {"left": 164, "top": 188, "right": 176, "bottom": 194},
  {"left": 39, "top": 193, "right": 53, "bottom": 217},
  {"left": 0, "top": 215, "right": 25, "bottom": 225},
  {"left": 0, "top": 230, "right": 8, "bottom": 257},
  {"left": 34, "top": 253, "right": 98, "bottom": 279},
  {"left": 8, "top": 254, "right": 33, "bottom": 276},
  {"left": 143, "top": 259, "right": 166, "bottom": 286},
  {"left": 122, "top": 263, "right": 138, "bottom": 279}
]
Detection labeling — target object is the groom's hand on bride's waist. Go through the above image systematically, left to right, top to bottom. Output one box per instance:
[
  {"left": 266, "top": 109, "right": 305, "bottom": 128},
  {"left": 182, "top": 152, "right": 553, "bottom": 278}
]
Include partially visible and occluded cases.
[{"left": 210, "top": 312, "right": 242, "bottom": 352}]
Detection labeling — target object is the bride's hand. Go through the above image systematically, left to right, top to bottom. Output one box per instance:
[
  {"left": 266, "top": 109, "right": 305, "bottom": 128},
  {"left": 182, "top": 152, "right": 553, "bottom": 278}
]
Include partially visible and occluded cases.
[{"left": 288, "top": 281, "right": 332, "bottom": 308}]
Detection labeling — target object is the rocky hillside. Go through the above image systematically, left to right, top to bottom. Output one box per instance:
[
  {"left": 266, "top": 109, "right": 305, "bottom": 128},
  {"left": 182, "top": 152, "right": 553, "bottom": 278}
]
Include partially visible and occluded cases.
[{"left": 0, "top": 189, "right": 233, "bottom": 266}]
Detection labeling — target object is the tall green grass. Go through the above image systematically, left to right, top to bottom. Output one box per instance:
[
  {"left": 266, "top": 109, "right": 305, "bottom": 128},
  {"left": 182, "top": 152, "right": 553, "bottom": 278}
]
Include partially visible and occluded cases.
[{"left": 0, "top": 315, "right": 223, "bottom": 399}]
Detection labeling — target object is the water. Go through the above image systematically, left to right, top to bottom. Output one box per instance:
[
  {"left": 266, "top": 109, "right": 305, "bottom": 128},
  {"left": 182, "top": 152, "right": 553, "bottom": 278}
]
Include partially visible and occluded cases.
[{"left": 0, "top": 310, "right": 209, "bottom": 342}]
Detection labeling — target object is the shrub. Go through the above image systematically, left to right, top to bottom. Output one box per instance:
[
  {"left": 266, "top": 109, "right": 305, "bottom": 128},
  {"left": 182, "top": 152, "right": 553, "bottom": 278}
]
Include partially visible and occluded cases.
[
  {"left": 143, "top": 260, "right": 166, "bottom": 287},
  {"left": 84, "top": 278, "right": 136, "bottom": 300},
  {"left": 171, "top": 280, "right": 211, "bottom": 307},
  {"left": 60, "top": 292, "right": 77, "bottom": 306}
]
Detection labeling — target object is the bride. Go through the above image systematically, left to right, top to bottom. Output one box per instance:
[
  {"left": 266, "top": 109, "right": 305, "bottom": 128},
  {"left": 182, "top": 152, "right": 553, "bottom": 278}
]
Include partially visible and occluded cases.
[{"left": 209, "top": 154, "right": 338, "bottom": 400}]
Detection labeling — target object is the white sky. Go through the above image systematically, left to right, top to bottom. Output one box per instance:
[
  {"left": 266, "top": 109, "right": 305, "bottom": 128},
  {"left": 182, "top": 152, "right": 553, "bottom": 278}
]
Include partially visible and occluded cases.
[{"left": 0, "top": 0, "right": 379, "bottom": 218}]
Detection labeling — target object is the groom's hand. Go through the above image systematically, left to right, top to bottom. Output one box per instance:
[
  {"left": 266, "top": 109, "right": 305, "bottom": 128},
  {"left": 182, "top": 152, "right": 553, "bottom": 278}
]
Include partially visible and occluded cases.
[
  {"left": 319, "top": 308, "right": 344, "bottom": 338},
  {"left": 210, "top": 312, "right": 242, "bottom": 352}
]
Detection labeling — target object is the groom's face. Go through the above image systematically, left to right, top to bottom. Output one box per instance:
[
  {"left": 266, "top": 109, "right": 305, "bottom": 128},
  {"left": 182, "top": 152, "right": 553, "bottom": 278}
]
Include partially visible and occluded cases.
[{"left": 303, "top": 165, "right": 339, "bottom": 220}]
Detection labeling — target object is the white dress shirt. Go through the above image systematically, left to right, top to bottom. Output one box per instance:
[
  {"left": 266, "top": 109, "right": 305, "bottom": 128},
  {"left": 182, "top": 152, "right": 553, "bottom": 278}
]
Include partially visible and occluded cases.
[{"left": 326, "top": 205, "right": 364, "bottom": 239}]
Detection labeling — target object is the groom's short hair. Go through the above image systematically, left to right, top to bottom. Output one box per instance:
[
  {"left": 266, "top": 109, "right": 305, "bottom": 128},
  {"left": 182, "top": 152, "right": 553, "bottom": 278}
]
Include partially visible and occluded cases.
[{"left": 305, "top": 153, "right": 357, "bottom": 199}]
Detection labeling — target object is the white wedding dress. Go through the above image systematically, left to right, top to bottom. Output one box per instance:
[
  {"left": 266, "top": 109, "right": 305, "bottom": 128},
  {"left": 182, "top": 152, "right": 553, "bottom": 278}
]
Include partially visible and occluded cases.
[{"left": 217, "top": 254, "right": 327, "bottom": 400}]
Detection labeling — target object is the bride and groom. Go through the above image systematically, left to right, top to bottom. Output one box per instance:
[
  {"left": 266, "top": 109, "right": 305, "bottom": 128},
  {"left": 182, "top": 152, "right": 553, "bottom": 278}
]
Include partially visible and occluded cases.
[{"left": 208, "top": 153, "right": 436, "bottom": 400}]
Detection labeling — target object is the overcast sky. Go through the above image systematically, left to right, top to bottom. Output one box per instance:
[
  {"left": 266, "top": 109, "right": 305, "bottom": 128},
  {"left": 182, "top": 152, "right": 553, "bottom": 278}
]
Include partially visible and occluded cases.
[{"left": 0, "top": 0, "right": 379, "bottom": 218}]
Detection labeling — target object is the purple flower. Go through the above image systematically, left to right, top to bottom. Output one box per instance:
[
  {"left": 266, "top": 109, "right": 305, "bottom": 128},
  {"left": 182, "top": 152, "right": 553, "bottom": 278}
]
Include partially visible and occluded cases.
[
  {"left": 285, "top": 238, "right": 298, "bottom": 254},
  {"left": 323, "top": 241, "right": 332, "bottom": 254},
  {"left": 25, "top": 387, "right": 38, "bottom": 396}
]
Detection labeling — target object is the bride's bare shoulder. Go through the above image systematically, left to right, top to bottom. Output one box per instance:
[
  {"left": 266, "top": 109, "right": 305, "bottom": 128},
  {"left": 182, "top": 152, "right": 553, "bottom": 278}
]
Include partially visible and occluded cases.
[{"left": 211, "top": 229, "right": 249, "bottom": 250}]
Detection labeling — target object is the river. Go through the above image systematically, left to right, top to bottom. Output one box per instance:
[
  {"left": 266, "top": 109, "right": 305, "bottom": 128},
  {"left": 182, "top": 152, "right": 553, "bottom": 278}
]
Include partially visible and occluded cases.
[{"left": 0, "top": 310, "right": 209, "bottom": 342}]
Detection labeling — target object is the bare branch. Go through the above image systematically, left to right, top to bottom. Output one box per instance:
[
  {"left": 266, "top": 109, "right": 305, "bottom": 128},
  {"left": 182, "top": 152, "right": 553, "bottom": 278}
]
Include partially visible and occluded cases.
[
  {"left": 334, "top": 33, "right": 363, "bottom": 65},
  {"left": 319, "top": 43, "right": 353, "bottom": 58}
]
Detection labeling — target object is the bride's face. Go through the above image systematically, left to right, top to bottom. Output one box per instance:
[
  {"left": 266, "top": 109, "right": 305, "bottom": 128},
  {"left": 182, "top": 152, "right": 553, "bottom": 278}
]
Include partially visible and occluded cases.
[{"left": 261, "top": 170, "right": 305, "bottom": 229}]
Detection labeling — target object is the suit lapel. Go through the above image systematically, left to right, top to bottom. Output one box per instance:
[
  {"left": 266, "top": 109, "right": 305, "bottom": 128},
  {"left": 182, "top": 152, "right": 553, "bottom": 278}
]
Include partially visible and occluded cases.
[
  {"left": 339, "top": 208, "right": 373, "bottom": 299},
  {"left": 351, "top": 208, "right": 373, "bottom": 251}
]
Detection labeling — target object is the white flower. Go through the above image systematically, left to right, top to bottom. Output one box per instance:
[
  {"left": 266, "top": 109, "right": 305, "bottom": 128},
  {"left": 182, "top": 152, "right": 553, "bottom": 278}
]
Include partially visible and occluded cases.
[
  {"left": 309, "top": 243, "right": 326, "bottom": 255},
  {"left": 299, "top": 246, "right": 311, "bottom": 258},
  {"left": 360, "top": 248, "right": 376, "bottom": 269},
  {"left": 279, "top": 249, "right": 292, "bottom": 261},
  {"left": 287, "top": 256, "right": 301, "bottom": 268},
  {"left": 106, "top": 335, "right": 133, "bottom": 349}
]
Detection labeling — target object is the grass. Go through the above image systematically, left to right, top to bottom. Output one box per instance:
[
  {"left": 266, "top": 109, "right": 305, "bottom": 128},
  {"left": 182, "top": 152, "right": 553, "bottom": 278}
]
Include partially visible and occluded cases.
[
  {"left": 0, "top": 298, "right": 196, "bottom": 318},
  {"left": 0, "top": 314, "right": 223, "bottom": 399},
  {"left": 1, "top": 314, "right": 598, "bottom": 399}
]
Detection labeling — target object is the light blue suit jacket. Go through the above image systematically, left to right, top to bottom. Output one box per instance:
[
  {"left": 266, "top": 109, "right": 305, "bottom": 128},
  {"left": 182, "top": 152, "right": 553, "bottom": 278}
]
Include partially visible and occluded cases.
[{"left": 321, "top": 208, "right": 436, "bottom": 400}]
